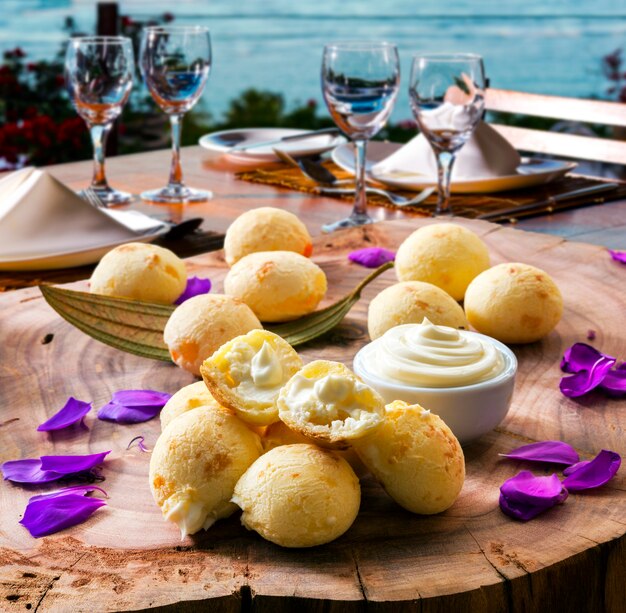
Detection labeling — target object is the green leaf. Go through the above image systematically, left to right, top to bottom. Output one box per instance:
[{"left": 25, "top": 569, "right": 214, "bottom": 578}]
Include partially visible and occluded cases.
[
  {"left": 38, "top": 261, "right": 393, "bottom": 361},
  {"left": 39, "top": 285, "right": 174, "bottom": 362}
]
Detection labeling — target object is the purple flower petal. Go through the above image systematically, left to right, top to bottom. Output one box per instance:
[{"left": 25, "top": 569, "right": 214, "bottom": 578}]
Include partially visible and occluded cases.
[
  {"left": 348, "top": 247, "right": 396, "bottom": 269},
  {"left": 608, "top": 249, "right": 626, "bottom": 265},
  {"left": 174, "top": 276, "right": 212, "bottom": 305},
  {"left": 560, "top": 343, "right": 614, "bottom": 374},
  {"left": 559, "top": 347, "right": 616, "bottom": 398},
  {"left": 599, "top": 368, "right": 626, "bottom": 396},
  {"left": 98, "top": 390, "right": 172, "bottom": 424},
  {"left": 111, "top": 390, "right": 172, "bottom": 407},
  {"left": 37, "top": 397, "right": 92, "bottom": 432},
  {"left": 98, "top": 402, "right": 160, "bottom": 424},
  {"left": 126, "top": 435, "right": 151, "bottom": 453},
  {"left": 501, "top": 441, "right": 579, "bottom": 465},
  {"left": 561, "top": 449, "right": 621, "bottom": 492},
  {"left": 40, "top": 451, "right": 110, "bottom": 474},
  {"left": 2, "top": 452, "right": 110, "bottom": 484},
  {"left": 1, "top": 459, "right": 64, "bottom": 484},
  {"left": 563, "top": 460, "right": 591, "bottom": 476},
  {"left": 499, "top": 470, "right": 568, "bottom": 521},
  {"left": 29, "top": 485, "right": 108, "bottom": 503},
  {"left": 20, "top": 486, "right": 107, "bottom": 538},
  {"left": 498, "top": 491, "right": 557, "bottom": 522}
]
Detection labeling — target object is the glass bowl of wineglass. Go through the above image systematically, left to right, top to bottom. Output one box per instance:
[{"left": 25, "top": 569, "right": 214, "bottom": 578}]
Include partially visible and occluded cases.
[
  {"left": 140, "top": 26, "right": 212, "bottom": 203},
  {"left": 65, "top": 36, "right": 134, "bottom": 206},
  {"left": 321, "top": 41, "right": 400, "bottom": 232},
  {"left": 409, "top": 53, "right": 485, "bottom": 216}
]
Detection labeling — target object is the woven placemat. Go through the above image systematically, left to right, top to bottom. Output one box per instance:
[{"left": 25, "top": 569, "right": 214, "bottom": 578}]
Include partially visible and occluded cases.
[
  {"left": 236, "top": 161, "right": 626, "bottom": 221},
  {"left": 0, "top": 230, "right": 225, "bottom": 292}
]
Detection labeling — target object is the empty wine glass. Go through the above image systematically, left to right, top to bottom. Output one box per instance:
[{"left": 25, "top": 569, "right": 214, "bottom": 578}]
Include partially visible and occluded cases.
[
  {"left": 140, "top": 26, "right": 211, "bottom": 203},
  {"left": 65, "top": 36, "right": 134, "bottom": 205},
  {"left": 321, "top": 42, "right": 400, "bottom": 232},
  {"left": 409, "top": 53, "right": 485, "bottom": 216}
]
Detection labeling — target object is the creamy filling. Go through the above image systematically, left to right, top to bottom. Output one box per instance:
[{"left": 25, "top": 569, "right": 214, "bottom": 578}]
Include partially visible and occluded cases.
[
  {"left": 367, "top": 318, "right": 504, "bottom": 387},
  {"left": 224, "top": 340, "right": 284, "bottom": 404},
  {"left": 250, "top": 341, "right": 283, "bottom": 387},
  {"left": 281, "top": 372, "right": 381, "bottom": 436},
  {"left": 164, "top": 498, "right": 206, "bottom": 540}
]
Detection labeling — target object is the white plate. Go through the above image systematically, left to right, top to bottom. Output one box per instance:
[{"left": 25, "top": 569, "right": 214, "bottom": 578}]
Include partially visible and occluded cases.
[
  {"left": 199, "top": 128, "right": 345, "bottom": 161},
  {"left": 332, "top": 141, "right": 577, "bottom": 194},
  {"left": 0, "top": 226, "right": 169, "bottom": 271}
]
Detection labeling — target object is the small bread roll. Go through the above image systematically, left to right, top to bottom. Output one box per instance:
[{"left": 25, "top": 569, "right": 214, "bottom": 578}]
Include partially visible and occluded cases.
[
  {"left": 224, "top": 207, "right": 313, "bottom": 266},
  {"left": 395, "top": 223, "right": 490, "bottom": 300},
  {"left": 90, "top": 243, "right": 187, "bottom": 304},
  {"left": 223, "top": 251, "right": 327, "bottom": 322},
  {"left": 464, "top": 262, "right": 563, "bottom": 344},
  {"left": 368, "top": 281, "right": 468, "bottom": 340},
  {"left": 163, "top": 294, "right": 262, "bottom": 375},
  {"left": 200, "top": 329, "right": 302, "bottom": 426},
  {"left": 277, "top": 360, "right": 385, "bottom": 448},
  {"left": 160, "top": 381, "right": 226, "bottom": 430},
  {"left": 353, "top": 401, "right": 465, "bottom": 514},
  {"left": 149, "top": 406, "right": 263, "bottom": 538},
  {"left": 263, "top": 421, "right": 368, "bottom": 477},
  {"left": 232, "top": 444, "right": 360, "bottom": 547}
]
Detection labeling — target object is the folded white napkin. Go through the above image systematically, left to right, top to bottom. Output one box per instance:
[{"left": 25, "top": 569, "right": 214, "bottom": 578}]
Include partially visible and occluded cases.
[
  {"left": 372, "top": 121, "right": 521, "bottom": 182},
  {"left": 0, "top": 168, "right": 167, "bottom": 261}
]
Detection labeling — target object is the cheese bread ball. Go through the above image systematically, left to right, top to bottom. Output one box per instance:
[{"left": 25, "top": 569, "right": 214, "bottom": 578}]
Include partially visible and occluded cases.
[
  {"left": 224, "top": 207, "right": 313, "bottom": 266},
  {"left": 395, "top": 223, "right": 490, "bottom": 301},
  {"left": 90, "top": 243, "right": 187, "bottom": 304},
  {"left": 223, "top": 251, "right": 327, "bottom": 322},
  {"left": 464, "top": 262, "right": 563, "bottom": 344},
  {"left": 368, "top": 281, "right": 468, "bottom": 340},
  {"left": 163, "top": 294, "right": 262, "bottom": 375},
  {"left": 200, "top": 330, "right": 302, "bottom": 426},
  {"left": 277, "top": 360, "right": 385, "bottom": 448},
  {"left": 160, "top": 381, "right": 227, "bottom": 431},
  {"left": 353, "top": 401, "right": 465, "bottom": 514},
  {"left": 149, "top": 406, "right": 263, "bottom": 538},
  {"left": 263, "top": 421, "right": 368, "bottom": 477},
  {"left": 232, "top": 444, "right": 360, "bottom": 547}
]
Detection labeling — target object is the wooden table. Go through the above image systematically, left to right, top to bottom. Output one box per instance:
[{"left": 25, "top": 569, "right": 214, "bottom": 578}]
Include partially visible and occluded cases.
[
  {"left": 44, "top": 146, "right": 626, "bottom": 248},
  {"left": 1, "top": 149, "right": 625, "bottom": 612}
]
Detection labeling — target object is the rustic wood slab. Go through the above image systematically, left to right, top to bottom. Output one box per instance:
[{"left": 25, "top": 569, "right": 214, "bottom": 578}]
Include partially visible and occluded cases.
[{"left": 1, "top": 217, "right": 625, "bottom": 612}]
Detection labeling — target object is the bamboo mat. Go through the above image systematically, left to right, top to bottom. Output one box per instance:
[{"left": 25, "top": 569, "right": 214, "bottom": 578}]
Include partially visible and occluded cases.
[{"left": 236, "top": 161, "right": 626, "bottom": 220}]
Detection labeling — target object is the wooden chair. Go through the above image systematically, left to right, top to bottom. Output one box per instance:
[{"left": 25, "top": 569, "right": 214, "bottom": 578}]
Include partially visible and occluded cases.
[{"left": 485, "top": 88, "right": 626, "bottom": 165}]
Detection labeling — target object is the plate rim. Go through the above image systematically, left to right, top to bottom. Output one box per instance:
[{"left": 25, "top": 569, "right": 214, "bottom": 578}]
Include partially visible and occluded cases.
[
  {"left": 198, "top": 127, "right": 345, "bottom": 159},
  {"left": 332, "top": 141, "right": 577, "bottom": 191},
  {"left": 0, "top": 225, "right": 169, "bottom": 271}
]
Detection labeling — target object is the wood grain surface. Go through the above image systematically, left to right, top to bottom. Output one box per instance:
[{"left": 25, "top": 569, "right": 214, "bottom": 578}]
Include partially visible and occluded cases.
[{"left": 1, "top": 218, "right": 625, "bottom": 612}]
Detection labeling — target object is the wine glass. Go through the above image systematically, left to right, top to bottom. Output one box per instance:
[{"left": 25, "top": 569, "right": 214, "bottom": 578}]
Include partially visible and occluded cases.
[
  {"left": 140, "top": 26, "right": 211, "bottom": 203},
  {"left": 65, "top": 36, "right": 134, "bottom": 205},
  {"left": 321, "top": 42, "right": 400, "bottom": 232},
  {"left": 409, "top": 53, "right": 485, "bottom": 216}
]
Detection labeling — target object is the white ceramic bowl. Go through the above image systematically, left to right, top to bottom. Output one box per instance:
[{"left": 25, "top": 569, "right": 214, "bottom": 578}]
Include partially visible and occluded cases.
[{"left": 353, "top": 333, "right": 517, "bottom": 445}]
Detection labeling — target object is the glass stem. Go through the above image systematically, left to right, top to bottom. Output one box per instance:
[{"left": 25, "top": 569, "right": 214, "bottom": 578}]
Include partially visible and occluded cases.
[
  {"left": 168, "top": 113, "right": 185, "bottom": 190},
  {"left": 89, "top": 123, "right": 111, "bottom": 191},
  {"left": 351, "top": 139, "right": 370, "bottom": 222},
  {"left": 435, "top": 150, "right": 456, "bottom": 216}
]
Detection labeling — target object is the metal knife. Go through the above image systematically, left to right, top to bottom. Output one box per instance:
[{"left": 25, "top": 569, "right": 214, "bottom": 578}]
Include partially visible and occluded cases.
[
  {"left": 228, "top": 127, "right": 342, "bottom": 152},
  {"left": 478, "top": 183, "right": 620, "bottom": 221}
]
